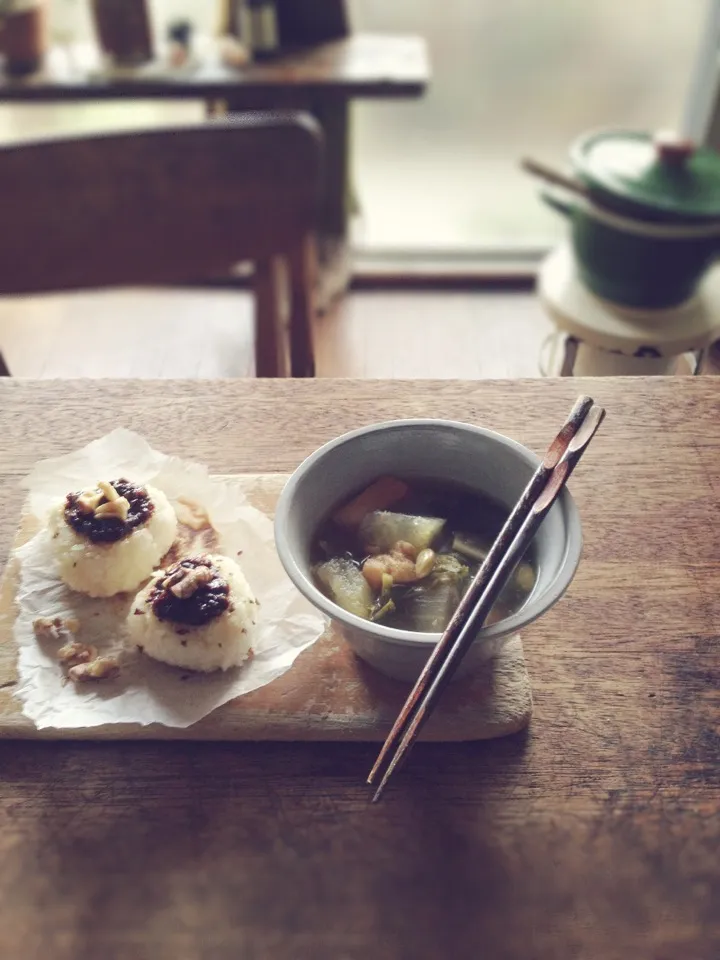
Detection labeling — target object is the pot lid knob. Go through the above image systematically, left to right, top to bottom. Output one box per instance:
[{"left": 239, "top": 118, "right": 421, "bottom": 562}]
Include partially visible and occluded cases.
[{"left": 654, "top": 130, "right": 696, "bottom": 167}]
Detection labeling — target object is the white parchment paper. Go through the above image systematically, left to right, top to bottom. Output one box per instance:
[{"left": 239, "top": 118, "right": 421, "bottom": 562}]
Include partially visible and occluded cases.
[{"left": 13, "top": 429, "right": 324, "bottom": 730}]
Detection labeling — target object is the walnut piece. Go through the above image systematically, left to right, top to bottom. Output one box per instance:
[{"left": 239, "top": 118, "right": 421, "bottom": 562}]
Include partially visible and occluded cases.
[
  {"left": 98, "top": 480, "right": 119, "bottom": 502},
  {"left": 74, "top": 481, "right": 131, "bottom": 520},
  {"left": 76, "top": 490, "right": 103, "bottom": 514},
  {"left": 94, "top": 496, "right": 130, "bottom": 521},
  {"left": 176, "top": 497, "right": 211, "bottom": 531},
  {"left": 170, "top": 565, "right": 215, "bottom": 599},
  {"left": 160, "top": 567, "right": 186, "bottom": 591},
  {"left": 33, "top": 616, "right": 80, "bottom": 642},
  {"left": 57, "top": 640, "right": 97, "bottom": 667},
  {"left": 68, "top": 656, "right": 121, "bottom": 683}
]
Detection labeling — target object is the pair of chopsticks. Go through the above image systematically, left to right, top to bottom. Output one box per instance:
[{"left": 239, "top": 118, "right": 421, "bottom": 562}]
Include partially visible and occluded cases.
[
  {"left": 520, "top": 156, "right": 592, "bottom": 201},
  {"left": 367, "top": 395, "right": 605, "bottom": 802}
]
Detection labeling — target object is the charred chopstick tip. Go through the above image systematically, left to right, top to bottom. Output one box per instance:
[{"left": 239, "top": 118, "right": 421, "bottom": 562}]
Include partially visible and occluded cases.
[
  {"left": 542, "top": 396, "right": 594, "bottom": 469},
  {"left": 568, "top": 404, "right": 605, "bottom": 451}
]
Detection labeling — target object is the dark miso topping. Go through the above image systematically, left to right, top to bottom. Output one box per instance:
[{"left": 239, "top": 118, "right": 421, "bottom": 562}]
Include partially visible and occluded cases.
[
  {"left": 64, "top": 478, "right": 154, "bottom": 544},
  {"left": 149, "top": 556, "right": 230, "bottom": 627}
]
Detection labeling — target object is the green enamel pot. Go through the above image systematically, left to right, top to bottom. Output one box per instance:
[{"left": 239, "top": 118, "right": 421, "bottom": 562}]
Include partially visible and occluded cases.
[{"left": 541, "top": 130, "right": 720, "bottom": 310}]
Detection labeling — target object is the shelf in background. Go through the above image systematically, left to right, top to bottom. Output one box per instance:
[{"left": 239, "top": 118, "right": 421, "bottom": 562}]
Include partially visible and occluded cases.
[{"left": 0, "top": 33, "right": 429, "bottom": 103}]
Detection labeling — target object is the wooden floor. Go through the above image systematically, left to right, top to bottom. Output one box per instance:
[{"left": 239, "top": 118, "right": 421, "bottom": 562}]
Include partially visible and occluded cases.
[
  {"left": 1, "top": 286, "right": 717, "bottom": 379},
  {"left": 0, "top": 287, "right": 555, "bottom": 379}
]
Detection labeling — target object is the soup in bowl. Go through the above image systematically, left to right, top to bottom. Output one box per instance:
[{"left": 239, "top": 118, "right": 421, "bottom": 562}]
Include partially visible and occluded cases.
[{"left": 274, "top": 420, "right": 583, "bottom": 682}]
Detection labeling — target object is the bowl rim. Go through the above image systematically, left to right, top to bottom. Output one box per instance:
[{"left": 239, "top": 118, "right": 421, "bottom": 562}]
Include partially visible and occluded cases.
[{"left": 274, "top": 418, "right": 583, "bottom": 648}]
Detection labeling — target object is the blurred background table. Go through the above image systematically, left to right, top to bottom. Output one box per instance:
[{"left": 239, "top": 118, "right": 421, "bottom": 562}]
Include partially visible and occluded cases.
[{"left": 0, "top": 30, "right": 429, "bottom": 306}]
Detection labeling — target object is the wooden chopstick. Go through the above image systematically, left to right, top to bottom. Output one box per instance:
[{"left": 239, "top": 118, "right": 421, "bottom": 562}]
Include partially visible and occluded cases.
[
  {"left": 519, "top": 157, "right": 592, "bottom": 199},
  {"left": 367, "top": 395, "right": 594, "bottom": 788},
  {"left": 368, "top": 399, "right": 605, "bottom": 801},
  {"left": 371, "top": 403, "right": 605, "bottom": 801}
]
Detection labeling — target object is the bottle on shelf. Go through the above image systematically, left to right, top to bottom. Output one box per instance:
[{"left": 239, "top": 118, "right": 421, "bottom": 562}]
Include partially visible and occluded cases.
[
  {"left": 0, "top": 0, "right": 46, "bottom": 76},
  {"left": 91, "top": 0, "right": 153, "bottom": 66},
  {"left": 246, "top": 0, "right": 279, "bottom": 61},
  {"left": 167, "top": 17, "right": 192, "bottom": 68}
]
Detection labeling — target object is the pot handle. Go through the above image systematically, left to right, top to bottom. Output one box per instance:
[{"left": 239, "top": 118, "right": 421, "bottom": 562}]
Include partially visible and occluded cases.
[{"left": 539, "top": 188, "right": 576, "bottom": 220}]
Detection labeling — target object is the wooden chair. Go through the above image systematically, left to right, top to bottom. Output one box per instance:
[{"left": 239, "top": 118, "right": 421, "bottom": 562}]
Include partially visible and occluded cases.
[{"left": 0, "top": 111, "right": 323, "bottom": 378}]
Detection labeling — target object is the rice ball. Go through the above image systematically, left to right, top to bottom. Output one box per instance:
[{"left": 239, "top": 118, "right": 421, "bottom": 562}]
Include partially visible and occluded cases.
[
  {"left": 49, "top": 479, "right": 177, "bottom": 598},
  {"left": 127, "top": 553, "right": 256, "bottom": 673}
]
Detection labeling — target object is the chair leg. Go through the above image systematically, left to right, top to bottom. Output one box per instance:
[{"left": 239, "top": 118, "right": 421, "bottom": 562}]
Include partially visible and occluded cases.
[
  {"left": 288, "top": 235, "right": 317, "bottom": 378},
  {"left": 253, "top": 257, "right": 290, "bottom": 378},
  {"left": 559, "top": 336, "right": 580, "bottom": 377},
  {"left": 0, "top": 350, "right": 10, "bottom": 377}
]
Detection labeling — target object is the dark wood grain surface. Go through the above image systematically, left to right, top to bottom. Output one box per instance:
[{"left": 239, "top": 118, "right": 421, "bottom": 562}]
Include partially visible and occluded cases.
[
  {"left": 0, "top": 34, "right": 428, "bottom": 103},
  {"left": 1, "top": 377, "right": 719, "bottom": 959}
]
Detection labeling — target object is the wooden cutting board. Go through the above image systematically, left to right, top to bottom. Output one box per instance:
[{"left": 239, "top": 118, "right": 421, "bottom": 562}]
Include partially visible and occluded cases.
[{"left": 0, "top": 475, "right": 532, "bottom": 742}]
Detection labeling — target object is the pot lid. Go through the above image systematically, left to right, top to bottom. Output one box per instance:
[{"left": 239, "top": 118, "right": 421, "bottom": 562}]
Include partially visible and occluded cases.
[{"left": 571, "top": 129, "right": 720, "bottom": 220}]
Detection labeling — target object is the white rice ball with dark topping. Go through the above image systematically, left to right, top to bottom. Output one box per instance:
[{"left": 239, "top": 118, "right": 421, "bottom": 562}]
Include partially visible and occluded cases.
[
  {"left": 49, "top": 480, "right": 177, "bottom": 598},
  {"left": 127, "top": 554, "right": 256, "bottom": 673}
]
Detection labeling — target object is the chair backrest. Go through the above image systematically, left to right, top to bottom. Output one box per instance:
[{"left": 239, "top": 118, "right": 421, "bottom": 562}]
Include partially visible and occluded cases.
[{"left": 0, "top": 112, "right": 323, "bottom": 295}]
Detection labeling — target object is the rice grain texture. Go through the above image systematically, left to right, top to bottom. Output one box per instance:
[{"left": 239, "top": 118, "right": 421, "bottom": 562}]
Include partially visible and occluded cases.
[
  {"left": 49, "top": 484, "right": 177, "bottom": 597},
  {"left": 127, "top": 554, "right": 256, "bottom": 673}
]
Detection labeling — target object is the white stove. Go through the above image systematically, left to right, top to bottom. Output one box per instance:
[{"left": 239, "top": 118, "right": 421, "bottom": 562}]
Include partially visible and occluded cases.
[{"left": 537, "top": 243, "right": 720, "bottom": 376}]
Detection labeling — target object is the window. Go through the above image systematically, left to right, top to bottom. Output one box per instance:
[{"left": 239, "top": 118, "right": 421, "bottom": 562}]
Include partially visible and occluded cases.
[{"left": 351, "top": 0, "right": 708, "bottom": 256}]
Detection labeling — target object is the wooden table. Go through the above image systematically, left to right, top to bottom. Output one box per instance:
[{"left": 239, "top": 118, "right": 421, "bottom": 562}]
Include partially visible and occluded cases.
[
  {"left": 0, "top": 33, "right": 429, "bottom": 300},
  {"left": 0, "top": 377, "right": 718, "bottom": 959}
]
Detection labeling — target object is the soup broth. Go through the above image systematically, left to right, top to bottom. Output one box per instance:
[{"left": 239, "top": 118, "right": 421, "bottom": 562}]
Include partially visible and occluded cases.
[{"left": 311, "top": 476, "right": 536, "bottom": 633}]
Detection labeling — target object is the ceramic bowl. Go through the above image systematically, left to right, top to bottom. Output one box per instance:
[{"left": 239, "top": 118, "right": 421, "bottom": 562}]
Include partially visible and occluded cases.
[{"left": 274, "top": 419, "right": 583, "bottom": 683}]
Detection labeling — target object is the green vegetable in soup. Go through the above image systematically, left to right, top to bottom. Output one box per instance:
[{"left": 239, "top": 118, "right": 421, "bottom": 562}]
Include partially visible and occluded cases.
[
  {"left": 359, "top": 511, "right": 446, "bottom": 554},
  {"left": 454, "top": 530, "right": 535, "bottom": 596},
  {"left": 452, "top": 531, "right": 493, "bottom": 563},
  {"left": 396, "top": 553, "right": 470, "bottom": 633},
  {"left": 432, "top": 553, "right": 470, "bottom": 581},
  {"left": 313, "top": 558, "right": 373, "bottom": 619},
  {"left": 514, "top": 561, "right": 535, "bottom": 593},
  {"left": 380, "top": 572, "right": 394, "bottom": 598},
  {"left": 399, "top": 580, "right": 461, "bottom": 633},
  {"left": 370, "top": 598, "right": 396, "bottom": 623}
]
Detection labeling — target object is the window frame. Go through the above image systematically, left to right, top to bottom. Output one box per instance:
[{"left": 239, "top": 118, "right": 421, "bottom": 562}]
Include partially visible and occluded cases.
[
  {"left": 354, "top": 0, "right": 715, "bottom": 282},
  {"left": 684, "top": 0, "right": 720, "bottom": 147}
]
